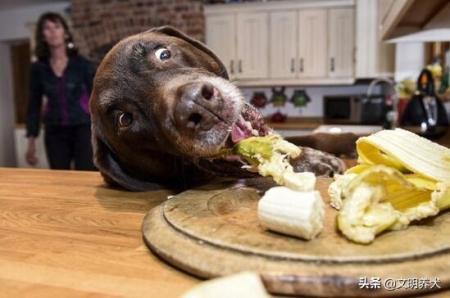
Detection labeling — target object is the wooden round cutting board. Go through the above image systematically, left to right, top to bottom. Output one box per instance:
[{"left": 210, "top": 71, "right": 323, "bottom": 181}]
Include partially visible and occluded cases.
[{"left": 142, "top": 178, "right": 450, "bottom": 297}]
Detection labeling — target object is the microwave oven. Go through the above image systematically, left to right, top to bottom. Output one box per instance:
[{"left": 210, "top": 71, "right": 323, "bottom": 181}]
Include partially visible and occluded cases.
[{"left": 323, "top": 94, "right": 385, "bottom": 125}]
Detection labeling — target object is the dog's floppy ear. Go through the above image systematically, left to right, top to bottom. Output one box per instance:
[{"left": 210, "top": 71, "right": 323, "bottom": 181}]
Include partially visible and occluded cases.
[
  {"left": 149, "top": 26, "right": 229, "bottom": 80},
  {"left": 91, "top": 129, "right": 167, "bottom": 191}
]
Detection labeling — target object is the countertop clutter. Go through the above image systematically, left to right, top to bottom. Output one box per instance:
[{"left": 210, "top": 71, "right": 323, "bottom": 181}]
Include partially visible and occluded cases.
[{"left": 268, "top": 117, "right": 450, "bottom": 149}]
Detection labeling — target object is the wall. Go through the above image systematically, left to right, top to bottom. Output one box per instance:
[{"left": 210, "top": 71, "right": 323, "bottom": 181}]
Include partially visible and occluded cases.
[
  {"left": 0, "top": 0, "right": 391, "bottom": 168},
  {"left": 69, "top": 0, "right": 376, "bottom": 121},
  {"left": 71, "top": 0, "right": 204, "bottom": 65},
  {"left": 0, "top": 2, "right": 69, "bottom": 168},
  {"left": 0, "top": 2, "right": 70, "bottom": 41},
  {"left": 394, "top": 42, "right": 425, "bottom": 82},
  {"left": 0, "top": 44, "right": 16, "bottom": 167},
  {"left": 240, "top": 84, "right": 375, "bottom": 120}
]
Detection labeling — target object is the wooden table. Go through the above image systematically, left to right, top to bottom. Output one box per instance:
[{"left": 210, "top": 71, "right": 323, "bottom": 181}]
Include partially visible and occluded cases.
[
  {"left": 0, "top": 167, "right": 198, "bottom": 297},
  {"left": 2, "top": 167, "right": 450, "bottom": 297}
]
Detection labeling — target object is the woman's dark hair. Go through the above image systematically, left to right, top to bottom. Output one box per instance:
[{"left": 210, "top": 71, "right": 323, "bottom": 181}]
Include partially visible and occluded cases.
[{"left": 34, "top": 12, "right": 78, "bottom": 61}]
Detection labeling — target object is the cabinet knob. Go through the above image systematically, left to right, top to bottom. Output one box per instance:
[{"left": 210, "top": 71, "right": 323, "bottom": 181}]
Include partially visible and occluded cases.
[
  {"left": 330, "top": 57, "right": 335, "bottom": 72},
  {"left": 291, "top": 58, "right": 295, "bottom": 73},
  {"left": 299, "top": 58, "right": 304, "bottom": 73},
  {"left": 230, "top": 60, "right": 234, "bottom": 74},
  {"left": 238, "top": 60, "right": 242, "bottom": 73}
]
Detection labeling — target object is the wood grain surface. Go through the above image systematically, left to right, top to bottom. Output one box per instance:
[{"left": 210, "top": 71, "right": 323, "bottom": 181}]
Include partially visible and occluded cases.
[
  {"left": 3, "top": 167, "right": 450, "bottom": 298},
  {"left": 0, "top": 168, "right": 198, "bottom": 298},
  {"left": 143, "top": 177, "right": 450, "bottom": 297}
]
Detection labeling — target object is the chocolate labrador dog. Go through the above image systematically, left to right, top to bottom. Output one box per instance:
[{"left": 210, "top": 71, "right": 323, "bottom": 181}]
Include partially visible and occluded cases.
[{"left": 90, "top": 26, "right": 346, "bottom": 191}]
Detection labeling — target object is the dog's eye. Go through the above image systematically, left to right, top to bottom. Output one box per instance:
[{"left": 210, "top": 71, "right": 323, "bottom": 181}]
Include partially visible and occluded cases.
[
  {"left": 155, "top": 48, "right": 171, "bottom": 61},
  {"left": 118, "top": 113, "right": 133, "bottom": 127}
]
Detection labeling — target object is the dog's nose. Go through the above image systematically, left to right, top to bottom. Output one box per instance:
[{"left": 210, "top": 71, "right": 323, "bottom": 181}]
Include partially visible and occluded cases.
[
  {"left": 174, "top": 82, "right": 222, "bottom": 131},
  {"left": 200, "top": 83, "right": 214, "bottom": 101}
]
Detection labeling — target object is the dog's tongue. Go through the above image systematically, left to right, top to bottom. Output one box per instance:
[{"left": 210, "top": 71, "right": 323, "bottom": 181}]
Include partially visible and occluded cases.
[{"left": 231, "top": 118, "right": 253, "bottom": 143}]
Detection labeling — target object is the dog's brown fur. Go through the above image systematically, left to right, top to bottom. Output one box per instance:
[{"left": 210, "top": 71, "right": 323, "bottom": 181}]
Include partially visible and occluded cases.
[{"left": 90, "top": 26, "right": 347, "bottom": 191}]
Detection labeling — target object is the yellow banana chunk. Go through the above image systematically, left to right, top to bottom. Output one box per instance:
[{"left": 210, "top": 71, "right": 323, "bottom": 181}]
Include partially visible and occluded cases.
[
  {"left": 329, "top": 128, "right": 450, "bottom": 244},
  {"left": 233, "top": 135, "right": 301, "bottom": 165},
  {"left": 328, "top": 173, "right": 357, "bottom": 210},
  {"left": 435, "top": 182, "right": 450, "bottom": 210}
]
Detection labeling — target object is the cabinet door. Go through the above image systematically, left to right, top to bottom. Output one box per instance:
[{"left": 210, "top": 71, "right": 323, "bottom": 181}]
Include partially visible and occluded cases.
[
  {"left": 355, "top": 0, "right": 377, "bottom": 78},
  {"left": 355, "top": 0, "right": 395, "bottom": 78},
  {"left": 376, "top": 0, "right": 395, "bottom": 77},
  {"left": 328, "top": 8, "right": 355, "bottom": 78},
  {"left": 297, "top": 9, "right": 327, "bottom": 78},
  {"left": 269, "top": 11, "right": 297, "bottom": 79},
  {"left": 237, "top": 12, "right": 269, "bottom": 79},
  {"left": 205, "top": 14, "right": 237, "bottom": 79}
]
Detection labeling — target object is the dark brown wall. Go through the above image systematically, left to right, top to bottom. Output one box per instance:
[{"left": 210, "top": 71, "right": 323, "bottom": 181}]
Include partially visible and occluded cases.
[{"left": 70, "top": 0, "right": 205, "bottom": 65}]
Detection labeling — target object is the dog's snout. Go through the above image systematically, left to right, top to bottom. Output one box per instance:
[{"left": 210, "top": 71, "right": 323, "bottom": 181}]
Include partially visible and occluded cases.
[{"left": 174, "top": 82, "right": 223, "bottom": 132}]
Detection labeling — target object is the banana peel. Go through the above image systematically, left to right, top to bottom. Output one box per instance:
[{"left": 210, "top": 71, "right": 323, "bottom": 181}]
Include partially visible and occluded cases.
[{"left": 329, "top": 128, "right": 450, "bottom": 244}]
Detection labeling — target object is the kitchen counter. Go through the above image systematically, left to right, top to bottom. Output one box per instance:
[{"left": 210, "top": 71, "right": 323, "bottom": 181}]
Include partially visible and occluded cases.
[
  {"left": 266, "top": 117, "right": 322, "bottom": 130},
  {"left": 270, "top": 119, "right": 450, "bottom": 149},
  {"left": 313, "top": 124, "right": 383, "bottom": 135},
  {"left": 400, "top": 126, "right": 450, "bottom": 149},
  {"left": 439, "top": 129, "right": 450, "bottom": 148},
  {"left": 0, "top": 168, "right": 197, "bottom": 297}
]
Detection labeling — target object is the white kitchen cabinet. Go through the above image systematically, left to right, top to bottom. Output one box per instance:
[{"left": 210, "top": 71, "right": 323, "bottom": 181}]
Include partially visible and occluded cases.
[
  {"left": 355, "top": 0, "right": 395, "bottom": 78},
  {"left": 205, "top": 1, "right": 355, "bottom": 86},
  {"left": 270, "top": 8, "right": 351, "bottom": 80},
  {"left": 328, "top": 8, "right": 354, "bottom": 78},
  {"left": 298, "top": 9, "right": 328, "bottom": 78},
  {"left": 270, "top": 10, "right": 328, "bottom": 79},
  {"left": 269, "top": 11, "right": 297, "bottom": 79},
  {"left": 206, "top": 12, "right": 268, "bottom": 80},
  {"left": 237, "top": 12, "right": 269, "bottom": 79},
  {"left": 205, "top": 14, "right": 236, "bottom": 79}
]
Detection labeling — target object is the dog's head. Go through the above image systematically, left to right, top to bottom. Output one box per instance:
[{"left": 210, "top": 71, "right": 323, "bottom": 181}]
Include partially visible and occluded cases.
[{"left": 91, "top": 26, "right": 270, "bottom": 190}]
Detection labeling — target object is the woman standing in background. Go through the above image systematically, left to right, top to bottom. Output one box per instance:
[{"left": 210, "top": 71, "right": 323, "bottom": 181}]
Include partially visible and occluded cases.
[{"left": 26, "top": 12, "right": 96, "bottom": 170}]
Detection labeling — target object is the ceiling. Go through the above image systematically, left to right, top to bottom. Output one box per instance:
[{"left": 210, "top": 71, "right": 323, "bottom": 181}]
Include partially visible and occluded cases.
[{"left": 0, "top": 0, "right": 68, "bottom": 11}]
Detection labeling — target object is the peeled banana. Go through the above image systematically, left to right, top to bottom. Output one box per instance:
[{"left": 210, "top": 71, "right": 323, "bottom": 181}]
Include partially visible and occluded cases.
[
  {"left": 329, "top": 128, "right": 450, "bottom": 244},
  {"left": 258, "top": 186, "right": 325, "bottom": 240}
]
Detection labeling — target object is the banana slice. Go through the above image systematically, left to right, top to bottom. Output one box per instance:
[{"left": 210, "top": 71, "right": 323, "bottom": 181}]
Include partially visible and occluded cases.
[
  {"left": 258, "top": 187, "right": 325, "bottom": 240},
  {"left": 180, "top": 271, "right": 271, "bottom": 298}
]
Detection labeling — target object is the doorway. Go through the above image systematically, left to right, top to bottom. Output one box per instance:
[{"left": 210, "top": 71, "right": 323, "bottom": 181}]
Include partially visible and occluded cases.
[
  {"left": 9, "top": 40, "right": 48, "bottom": 168},
  {"left": 11, "top": 41, "right": 31, "bottom": 125}
]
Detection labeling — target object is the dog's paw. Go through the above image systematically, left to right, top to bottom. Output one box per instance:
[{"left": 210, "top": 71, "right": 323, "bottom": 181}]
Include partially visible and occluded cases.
[{"left": 289, "top": 147, "right": 346, "bottom": 177}]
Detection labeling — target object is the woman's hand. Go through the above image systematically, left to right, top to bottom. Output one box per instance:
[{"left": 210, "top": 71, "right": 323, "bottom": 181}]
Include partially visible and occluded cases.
[{"left": 26, "top": 137, "right": 38, "bottom": 166}]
